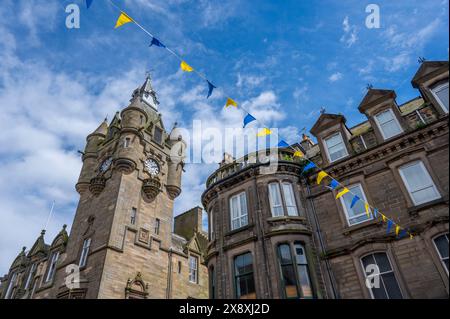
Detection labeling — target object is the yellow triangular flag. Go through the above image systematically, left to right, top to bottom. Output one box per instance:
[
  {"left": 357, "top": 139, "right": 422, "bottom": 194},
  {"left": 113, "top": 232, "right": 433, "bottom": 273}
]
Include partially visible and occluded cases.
[
  {"left": 115, "top": 12, "right": 133, "bottom": 29},
  {"left": 180, "top": 61, "right": 194, "bottom": 72},
  {"left": 225, "top": 98, "right": 238, "bottom": 108},
  {"left": 257, "top": 128, "right": 272, "bottom": 137},
  {"left": 294, "top": 151, "right": 304, "bottom": 158},
  {"left": 317, "top": 171, "right": 328, "bottom": 185},
  {"left": 335, "top": 188, "right": 349, "bottom": 199},
  {"left": 365, "top": 203, "right": 371, "bottom": 218},
  {"left": 381, "top": 214, "right": 387, "bottom": 222},
  {"left": 395, "top": 225, "right": 400, "bottom": 236},
  {"left": 409, "top": 234, "right": 414, "bottom": 240}
]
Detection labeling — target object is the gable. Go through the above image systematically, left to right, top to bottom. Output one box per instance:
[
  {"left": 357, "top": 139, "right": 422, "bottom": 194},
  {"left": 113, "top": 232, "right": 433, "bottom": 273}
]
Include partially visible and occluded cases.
[
  {"left": 412, "top": 61, "right": 449, "bottom": 87},
  {"left": 358, "top": 89, "right": 396, "bottom": 112},
  {"left": 310, "top": 114, "right": 346, "bottom": 136}
]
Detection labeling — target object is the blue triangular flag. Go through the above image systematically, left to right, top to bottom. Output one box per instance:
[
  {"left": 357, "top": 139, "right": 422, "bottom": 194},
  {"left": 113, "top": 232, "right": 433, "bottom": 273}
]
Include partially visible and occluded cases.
[
  {"left": 86, "top": 0, "right": 94, "bottom": 8},
  {"left": 149, "top": 37, "right": 166, "bottom": 48},
  {"left": 206, "top": 80, "right": 216, "bottom": 99},
  {"left": 243, "top": 114, "right": 256, "bottom": 128},
  {"left": 278, "top": 140, "right": 290, "bottom": 148},
  {"left": 302, "top": 162, "right": 316, "bottom": 173},
  {"left": 329, "top": 179, "right": 339, "bottom": 190},
  {"left": 350, "top": 195, "right": 360, "bottom": 209},
  {"left": 373, "top": 208, "right": 378, "bottom": 218},
  {"left": 386, "top": 220, "right": 394, "bottom": 234},
  {"left": 399, "top": 229, "right": 407, "bottom": 238}
]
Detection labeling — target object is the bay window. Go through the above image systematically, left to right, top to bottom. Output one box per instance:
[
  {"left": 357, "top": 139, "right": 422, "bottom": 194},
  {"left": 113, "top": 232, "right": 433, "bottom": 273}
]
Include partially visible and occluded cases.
[{"left": 230, "top": 192, "right": 248, "bottom": 230}]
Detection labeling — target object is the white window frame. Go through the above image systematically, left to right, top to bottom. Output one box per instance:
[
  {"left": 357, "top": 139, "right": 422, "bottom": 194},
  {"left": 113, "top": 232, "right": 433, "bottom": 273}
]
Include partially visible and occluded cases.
[
  {"left": 431, "top": 81, "right": 449, "bottom": 113},
  {"left": 374, "top": 108, "right": 403, "bottom": 140},
  {"left": 324, "top": 132, "right": 349, "bottom": 163},
  {"left": 124, "top": 137, "right": 131, "bottom": 148},
  {"left": 398, "top": 161, "right": 441, "bottom": 206},
  {"left": 282, "top": 182, "right": 299, "bottom": 216},
  {"left": 268, "top": 183, "right": 284, "bottom": 217},
  {"left": 339, "top": 183, "right": 373, "bottom": 226},
  {"left": 230, "top": 192, "right": 248, "bottom": 230},
  {"left": 432, "top": 233, "right": 449, "bottom": 275},
  {"left": 79, "top": 238, "right": 92, "bottom": 268},
  {"left": 45, "top": 251, "right": 60, "bottom": 283},
  {"left": 360, "top": 252, "right": 403, "bottom": 299},
  {"left": 189, "top": 255, "right": 198, "bottom": 284},
  {"left": 25, "top": 263, "right": 37, "bottom": 290},
  {"left": 5, "top": 272, "right": 17, "bottom": 299}
]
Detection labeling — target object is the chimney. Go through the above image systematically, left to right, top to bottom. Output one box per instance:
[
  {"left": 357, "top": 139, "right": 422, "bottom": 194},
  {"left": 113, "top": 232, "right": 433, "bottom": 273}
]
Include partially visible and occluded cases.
[
  {"left": 300, "top": 134, "right": 314, "bottom": 151},
  {"left": 220, "top": 152, "right": 235, "bottom": 167},
  {"left": 174, "top": 207, "right": 204, "bottom": 240}
]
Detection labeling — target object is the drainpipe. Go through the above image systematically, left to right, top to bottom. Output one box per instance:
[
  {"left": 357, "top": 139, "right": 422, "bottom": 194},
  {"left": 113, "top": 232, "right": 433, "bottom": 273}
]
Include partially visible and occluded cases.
[
  {"left": 252, "top": 168, "right": 273, "bottom": 298},
  {"left": 305, "top": 181, "right": 339, "bottom": 299},
  {"left": 166, "top": 249, "right": 173, "bottom": 299}
]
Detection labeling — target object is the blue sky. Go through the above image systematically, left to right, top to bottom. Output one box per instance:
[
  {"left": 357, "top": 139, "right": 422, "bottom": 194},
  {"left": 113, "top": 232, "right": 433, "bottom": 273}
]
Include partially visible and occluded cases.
[{"left": 0, "top": 0, "right": 448, "bottom": 274}]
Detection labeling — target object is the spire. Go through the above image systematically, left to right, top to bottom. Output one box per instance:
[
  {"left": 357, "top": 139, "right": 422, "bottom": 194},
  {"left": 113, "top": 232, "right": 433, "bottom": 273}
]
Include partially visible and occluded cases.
[
  {"left": 130, "top": 73, "right": 160, "bottom": 112},
  {"left": 90, "top": 119, "right": 108, "bottom": 137}
]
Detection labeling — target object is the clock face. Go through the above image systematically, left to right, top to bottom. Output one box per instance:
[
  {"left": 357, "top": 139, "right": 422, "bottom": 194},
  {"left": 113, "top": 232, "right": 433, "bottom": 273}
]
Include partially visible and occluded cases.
[
  {"left": 99, "top": 157, "right": 112, "bottom": 173},
  {"left": 145, "top": 159, "right": 160, "bottom": 176}
]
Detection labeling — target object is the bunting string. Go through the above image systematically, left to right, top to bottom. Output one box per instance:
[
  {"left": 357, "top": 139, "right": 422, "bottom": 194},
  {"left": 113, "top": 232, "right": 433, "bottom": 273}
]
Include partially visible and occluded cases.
[{"left": 87, "top": 0, "right": 414, "bottom": 239}]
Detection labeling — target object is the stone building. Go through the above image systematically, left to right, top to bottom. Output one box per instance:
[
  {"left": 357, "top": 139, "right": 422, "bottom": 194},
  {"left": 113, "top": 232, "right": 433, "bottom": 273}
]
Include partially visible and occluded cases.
[
  {"left": 202, "top": 60, "right": 449, "bottom": 299},
  {"left": 0, "top": 76, "right": 209, "bottom": 299}
]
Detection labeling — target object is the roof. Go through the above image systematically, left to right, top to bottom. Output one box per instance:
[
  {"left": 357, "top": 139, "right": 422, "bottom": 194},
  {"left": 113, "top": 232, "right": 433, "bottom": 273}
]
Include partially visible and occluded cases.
[
  {"left": 411, "top": 61, "right": 449, "bottom": 88},
  {"left": 358, "top": 89, "right": 396, "bottom": 112},
  {"left": 310, "top": 113, "right": 347, "bottom": 136}
]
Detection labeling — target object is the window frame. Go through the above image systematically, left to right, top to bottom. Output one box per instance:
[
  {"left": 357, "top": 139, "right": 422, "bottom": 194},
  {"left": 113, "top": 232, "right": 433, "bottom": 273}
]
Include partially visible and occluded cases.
[
  {"left": 431, "top": 81, "right": 449, "bottom": 113},
  {"left": 374, "top": 108, "right": 403, "bottom": 140},
  {"left": 323, "top": 132, "right": 349, "bottom": 163},
  {"left": 124, "top": 137, "right": 131, "bottom": 148},
  {"left": 398, "top": 160, "right": 441, "bottom": 206},
  {"left": 268, "top": 182, "right": 300, "bottom": 217},
  {"left": 339, "top": 183, "right": 373, "bottom": 226},
  {"left": 229, "top": 192, "right": 249, "bottom": 231},
  {"left": 130, "top": 207, "right": 137, "bottom": 225},
  {"left": 154, "top": 218, "right": 160, "bottom": 235},
  {"left": 432, "top": 233, "right": 449, "bottom": 275},
  {"left": 79, "top": 238, "right": 92, "bottom": 268},
  {"left": 276, "top": 242, "right": 314, "bottom": 299},
  {"left": 45, "top": 251, "right": 60, "bottom": 283},
  {"left": 233, "top": 252, "right": 256, "bottom": 299},
  {"left": 360, "top": 252, "right": 403, "bottom": 299},
  {"left": 188, "top": 255, "right": 199, "bottom": 284},
  {"left": 24, "top": 263, "right": 37, "bottom": 290},
  {"left": 4, "top": 272, "right": 17, "bottom": 299}
]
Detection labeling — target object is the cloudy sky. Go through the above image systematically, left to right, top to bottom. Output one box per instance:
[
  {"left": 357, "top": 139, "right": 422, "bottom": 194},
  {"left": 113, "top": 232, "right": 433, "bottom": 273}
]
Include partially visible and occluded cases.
[{"left": 0, "top": 0, "right": 448, "bottom": 274}]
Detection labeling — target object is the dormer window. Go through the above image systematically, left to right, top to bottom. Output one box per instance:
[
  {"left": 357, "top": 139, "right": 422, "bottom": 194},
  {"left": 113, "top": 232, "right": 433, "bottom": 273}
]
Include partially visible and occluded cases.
[
  {"left": 431, "top": 81, "right": 449, "bottom": 113},
  {"left": 374, "top": 109, "right": 403, "bottom": 140},
  {"left": 324, "top": 132, "right": 348, "bottom": 163}
]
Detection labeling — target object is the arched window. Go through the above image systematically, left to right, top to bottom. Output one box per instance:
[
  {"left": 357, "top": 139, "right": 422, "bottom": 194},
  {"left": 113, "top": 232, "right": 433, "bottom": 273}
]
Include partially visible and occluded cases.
[
  {"left": 433, "top": 233, "right": 449, "bottom": 274},
  {"left": 360, "top": 252, "right": 403, "bottom": 299}
]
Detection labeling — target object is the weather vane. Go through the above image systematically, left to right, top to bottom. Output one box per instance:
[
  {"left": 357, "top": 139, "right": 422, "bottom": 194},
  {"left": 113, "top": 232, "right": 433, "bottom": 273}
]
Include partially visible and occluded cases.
[
  {"left": 418, "top": 57, "right": 426, "bottom": 64},
  {"left": 366, "top": 83, "right": 373, "bottom": 90},
  {"left": 320, "top": 107, "right": 326, "bottom": 114}
]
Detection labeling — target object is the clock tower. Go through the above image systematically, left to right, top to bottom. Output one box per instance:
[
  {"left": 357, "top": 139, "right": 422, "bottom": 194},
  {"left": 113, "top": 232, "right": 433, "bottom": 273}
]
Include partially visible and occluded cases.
[{"left": 43, "top": 75, "right": 204, "bottom": 299}]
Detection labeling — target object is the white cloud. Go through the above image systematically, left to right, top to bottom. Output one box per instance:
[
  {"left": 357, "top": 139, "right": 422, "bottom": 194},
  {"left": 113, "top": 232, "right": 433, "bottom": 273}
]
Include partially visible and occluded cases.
[
  {"left": 340, "top": 16, "right": 358, "bottom": 48},
  {"left": 379, "top": 51, "right": 411, "bottom": 72},
  {"left": 328, "top": 72, "right": 343, "bottom": 82}
]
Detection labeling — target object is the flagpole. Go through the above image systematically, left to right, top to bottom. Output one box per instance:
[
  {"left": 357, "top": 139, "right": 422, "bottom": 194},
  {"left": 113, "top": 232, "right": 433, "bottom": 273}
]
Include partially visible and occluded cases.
[{"left": 44, "top": 201, "right": 56, "bottom": 231}]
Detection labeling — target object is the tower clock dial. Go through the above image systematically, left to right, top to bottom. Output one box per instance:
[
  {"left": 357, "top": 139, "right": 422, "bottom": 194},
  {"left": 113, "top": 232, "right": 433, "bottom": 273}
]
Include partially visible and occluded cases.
[
  {"left": 99, "top": 157, "right": 113, "bottom": 173},
  {"left": 145, "top": 159, "right": 160, "bottom": 176}
]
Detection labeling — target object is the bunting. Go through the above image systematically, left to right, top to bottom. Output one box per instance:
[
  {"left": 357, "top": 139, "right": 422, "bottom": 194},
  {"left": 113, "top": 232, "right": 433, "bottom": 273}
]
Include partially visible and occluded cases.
[
  {"left": 86, "top": 0, "right": 94, "bottom": 9},
  {"left": 98, "top": 0, "right": 415, "bottom": 241},
  {"left": 115, "top": 12, "right": 133, "bottom": 29},
  {"left": 149, "top": 37, "right": 166, "bottom": 48},
  {"left": 180, "top": 61, "right": 194, "bottom": 72},
  {"left": 206, "top": 81, "right": 216, "bottom": 99},
  {"left": 225, "top": 98, "right": 238, "bottom": 108},
  {"left": 243, "top": 114, "right": 256, "bottom": 128},
  {"left": 257, "top": 128, "right": 272, "bottom": 137},
  {"left": 278, "top": 140, "right": 290, "bottom": 148},
  {"left": 293, "top": 151, "right": 304, "bottom": 158},
  {"left": 302, "top": 162, "right": 316, "bottom": 173},
  {"left": 317, "top": 171, "right": 328, "bottom": 185},
  {"left": 329, "top": 179, "right": 339, "bottom": 190},
  {"left": 336, "top": 188, "right": 349, "bottom": 199},
  {"left": 350, "top": 195, "right": 360, "bottom": 208},
  {"left": 365, "top": 203, "right": 371, "bottom": 218},
  {"left": 373, "top": 208, "right": 378, "bottom": 218},
  {"left": 386, "top": 220, "right": 394, "bottom": 234}
]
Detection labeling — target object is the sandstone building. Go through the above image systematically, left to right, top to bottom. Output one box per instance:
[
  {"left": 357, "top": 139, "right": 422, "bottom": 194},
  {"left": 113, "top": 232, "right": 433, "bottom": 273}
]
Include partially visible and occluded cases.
[
  {"left": 202, "top": 60, "right": 449, "bottom": 299},
  {"left": 0, "top": 76, "right": 209, "bottom": 299}
]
